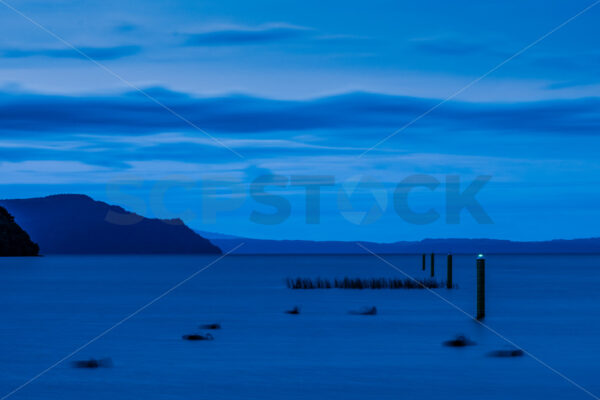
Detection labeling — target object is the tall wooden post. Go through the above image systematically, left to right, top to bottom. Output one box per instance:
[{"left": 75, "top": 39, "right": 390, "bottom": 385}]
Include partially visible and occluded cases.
[
  {"left": 430, "top": 253, "right": 435, "bottom": 277},
  {"left": 422, "top": 254, "right": 426, "bottom": 271},
  {"left": 446, "top": 254, "right": 453, "bottom": 289},
  {"left": 476, "top": 256, "right": 485, "bottom": 320}
]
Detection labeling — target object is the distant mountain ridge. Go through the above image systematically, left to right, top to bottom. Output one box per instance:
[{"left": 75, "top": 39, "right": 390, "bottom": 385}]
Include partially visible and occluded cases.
[
  {"left": 2, "top": 194, "right": 598, "bottom": 255},
  {"left": 0, "top": 195, "right": 221, "bottom": 255},
  {"left": 0, "top": 206, "right": 39, "bottom": 256},
  {"left": 199, "top": 232, "right": 600, "bottom": 254}
]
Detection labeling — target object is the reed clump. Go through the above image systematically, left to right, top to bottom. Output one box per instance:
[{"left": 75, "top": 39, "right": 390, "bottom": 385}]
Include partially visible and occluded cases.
[{"left": 286, "top": 277, "right": 453, "bottom": 290}]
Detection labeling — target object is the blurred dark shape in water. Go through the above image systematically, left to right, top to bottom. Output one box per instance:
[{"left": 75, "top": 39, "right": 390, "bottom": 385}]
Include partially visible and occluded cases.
[
  {"left": 285, "top": 306, "right": 300, "bottom": 315},
  {"left": 349, "top": 306, "right": 377, "bottom": 316},
  {"left": 200, "top": 323, "right": 221, "bottom": 330},
  {"left": 182, "top": 333, "right": 214, "bottom": 341},
  {"left": 443, "top": 335, "right": 476, "bottom": 347},
  {"left": 488, "top": 349, "right": 524, "bottom": 358},
  {"left": 71, "top": 358, "right": 113, "bottom": 369}
]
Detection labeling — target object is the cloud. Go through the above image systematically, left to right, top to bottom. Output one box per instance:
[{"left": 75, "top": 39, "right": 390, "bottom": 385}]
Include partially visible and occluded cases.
[
  {"left": 114, "top": 23, "right": 138, "bottom": 34},
  {"left": 184, "top": 24, "right": 310, "bottom": 46},
  {"left": 314, "top": 34, "right": 373, "bottom": 45},
  {"left": 410, "top": 36, "right": 507, "bottom": 58},
  {"left": 413, "top": 39, "right": 480, "bottom": 55},
  {"left": 0, "top": 45, "right": 141, "bottom": 60},
  {"left": 533, "top": 54, "right": 600, "bottom": 89},
  {"left": 545, "top": 80, "right": 595, "bottom": 90},
  {"left": 0, "top": 88, "right": 599, "bottom": 138},
  {"left": 80, "top": 132, "right": 366, "bottom": 152},
  {"left": 0, "top": 152, "right": 588, "bottom": 186},
  {"left": 0, "top": 161, "right": 112, "bottom": 184}
]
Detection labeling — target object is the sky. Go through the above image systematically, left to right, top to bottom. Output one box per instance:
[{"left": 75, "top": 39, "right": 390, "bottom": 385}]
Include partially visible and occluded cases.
[{"left": 0, "top": 0, "right": 599, "bottom": 242}]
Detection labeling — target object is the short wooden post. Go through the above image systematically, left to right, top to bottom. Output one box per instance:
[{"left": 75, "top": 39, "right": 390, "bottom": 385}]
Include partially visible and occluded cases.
[
  {"left": 430, "top": 253, "right": 435, "bottom": 277},
  {"left": 422, "top": 254, "right": 426, "bottom": 271},
  {"left": 446, "top": 254, "right": 453, "bottom": 289},
  {"left": 476, "top": 255, "right": 485, "bottom": 320}
]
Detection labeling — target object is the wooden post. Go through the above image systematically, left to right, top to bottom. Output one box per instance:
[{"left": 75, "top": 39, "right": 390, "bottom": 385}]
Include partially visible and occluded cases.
[
  {"left": 430, "top": 253, "right": 435, "bottom": 277},
  {"left": 422, "top": 254, "right": 426, "bottom": 271},
  {"left": 446, "top": 254, "right": 453, "bottom": 289},
  {"left": 476, "top": 256, "right": 485, "bottom": 320}
]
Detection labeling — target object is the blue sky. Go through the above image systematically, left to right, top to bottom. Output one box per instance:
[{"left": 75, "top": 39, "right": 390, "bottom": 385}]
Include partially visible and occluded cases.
[{"left": 1, "top": 0, "right": 599, "bottom": 241}]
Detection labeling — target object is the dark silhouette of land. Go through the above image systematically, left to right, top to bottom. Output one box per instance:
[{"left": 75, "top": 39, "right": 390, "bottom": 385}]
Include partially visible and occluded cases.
[
  {"left": 2, "top": 193, "right": 599, "bottom": 255},
  {"left": 0, "top": 195, "right": 221, "bottom": 255},
  {"left": 0, "top": 206, "right": 39, "bottom": 256},
  {"left": 199, "top": 232, "right": 600, "bottom": 254}
]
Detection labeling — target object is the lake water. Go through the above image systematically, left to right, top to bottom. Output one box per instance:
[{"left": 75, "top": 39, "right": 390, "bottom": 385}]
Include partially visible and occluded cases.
[{"left": 1, "top": 254, "right": 600, "bottom": 400}]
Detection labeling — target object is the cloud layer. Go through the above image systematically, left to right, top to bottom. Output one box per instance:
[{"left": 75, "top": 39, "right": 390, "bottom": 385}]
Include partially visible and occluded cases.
[
  {"left": 0, "top": 0, "right": 599, "bottom": 241},
  {"left": 1, "top": 88, "right": 599, "bottom": 137}
]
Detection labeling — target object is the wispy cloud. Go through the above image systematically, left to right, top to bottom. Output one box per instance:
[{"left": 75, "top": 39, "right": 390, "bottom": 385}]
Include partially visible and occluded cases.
[
  {"left": 184, "top": 24, "right": 310, "bottom": 46},
  {"left": 410, "top": 36, "right": 508, "bottom": 58},
  {"left": 412, "top": 38, "right": 483, "bottom": 56},
  {"left": 0, "top": 45, "right": 141, "bottom": 60},
  {"left": 80, "top": 132, "right": 367, "bottom": 152},
  {"left": 0, "top": 139, "right": 89, "bottom": 151},
  {"left": 0, "top": 161, "right": 112, "bottom": 184}
]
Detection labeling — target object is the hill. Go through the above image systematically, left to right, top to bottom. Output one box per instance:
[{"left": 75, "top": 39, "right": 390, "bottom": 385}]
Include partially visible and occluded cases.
[
  {"left": 0, "top": 195, "right": 221, "bottom": 254},
  {"left": 0, "top": 206, "right": 39, "bottom": 256}
]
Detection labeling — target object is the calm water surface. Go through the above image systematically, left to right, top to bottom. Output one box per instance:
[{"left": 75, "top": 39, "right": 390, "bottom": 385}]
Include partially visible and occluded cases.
[{"left": 0, "top": 254, "right": 599, "bottom": 400}]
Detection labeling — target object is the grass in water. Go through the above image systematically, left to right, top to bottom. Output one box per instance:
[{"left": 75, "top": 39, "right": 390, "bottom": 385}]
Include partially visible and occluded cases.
[{"left": 286, "top": 277, "right": 455, "bottom": 290}]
